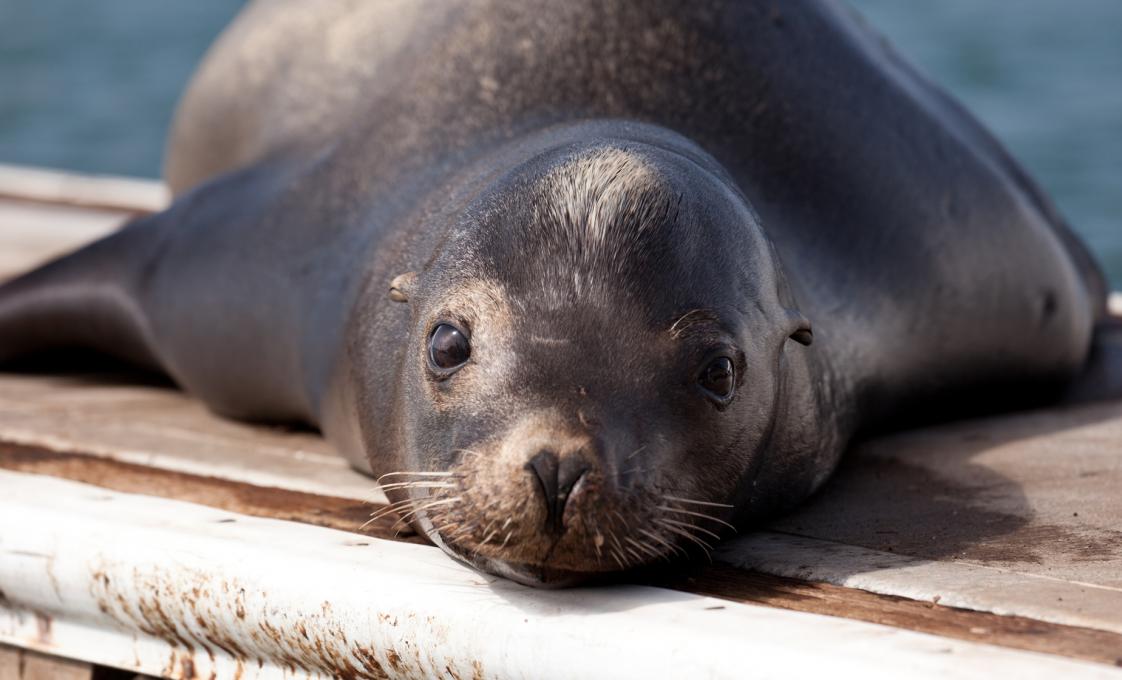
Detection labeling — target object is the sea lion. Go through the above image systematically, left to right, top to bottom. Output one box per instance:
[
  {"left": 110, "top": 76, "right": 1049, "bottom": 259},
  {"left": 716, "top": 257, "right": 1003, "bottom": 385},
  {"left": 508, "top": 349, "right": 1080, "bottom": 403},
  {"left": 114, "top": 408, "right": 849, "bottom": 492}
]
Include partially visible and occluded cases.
[{"left": 0, "top": 0, "right": 1110, "bottom": 586}]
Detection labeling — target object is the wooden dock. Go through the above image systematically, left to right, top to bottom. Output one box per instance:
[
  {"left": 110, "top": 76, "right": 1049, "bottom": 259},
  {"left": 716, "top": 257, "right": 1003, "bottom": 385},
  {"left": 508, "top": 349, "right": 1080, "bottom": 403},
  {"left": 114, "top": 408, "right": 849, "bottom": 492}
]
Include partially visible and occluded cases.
[{"left": 1, "top": 164, "right": 1120, "bottom": 679}]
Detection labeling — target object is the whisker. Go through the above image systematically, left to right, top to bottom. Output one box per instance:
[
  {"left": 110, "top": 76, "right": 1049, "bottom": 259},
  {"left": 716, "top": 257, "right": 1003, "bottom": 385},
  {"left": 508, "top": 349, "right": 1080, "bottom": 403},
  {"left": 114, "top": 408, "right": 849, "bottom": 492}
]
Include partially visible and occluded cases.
[
  {"left": 669, "top": 308, "right": 711, "bottom": 339},
  {"left": 624, "top": 445, "right": 649, "bottom": 461},
  {"left": 620, "top": 466, "right": 654, "bottom": 477},
  {"left": 377, "top": 471, "right": 456, "bottom": 483},
  {"left": 378, "top": 481, "right": 457, "bottom": 492},
  {"left": 370, "top": 495, "right": 419, "bottom": 507},
  {"left": 662, "top": 495, "right": 734, "bottom": 509},
  {"left": 395, "top": 497, "right": 461, "bottom": 524},
  {"left": 363, "top": 499, "right": 417, "bottom": 527},
  {"left": 367, "top": 503, "right": 411, "bottom": 524},
  {"left": 657, "top": 505, "right": 737, "bottom": 532},
  {"left": 660, "top": 517, "right": 721, "bottom": 541},
  {"left": 655, "top": 518, "right": 707, "bottom": 543},
  {"left": 656, "top": 519, "right": 714, "bottom": 560},
  {"left": 447, "top": 523, "right": 476, "bottom": 542},
  {"left": 608, "top": 528, "right": 627, "bottom": 557},
  {"left": 640, "top": 528, "right": 686, "bottom": 559},
  {"left": 624, "top": 536, "right": 655, "bottom": 558},
  {"left": 628, "top": 536, "right": 669, "bottom": 562},
  {"left": 620, "top": 542, "right": 643, "bottom": 562},
  {"left": 642, "top": 543, "right": 663, "bottom": 561}
]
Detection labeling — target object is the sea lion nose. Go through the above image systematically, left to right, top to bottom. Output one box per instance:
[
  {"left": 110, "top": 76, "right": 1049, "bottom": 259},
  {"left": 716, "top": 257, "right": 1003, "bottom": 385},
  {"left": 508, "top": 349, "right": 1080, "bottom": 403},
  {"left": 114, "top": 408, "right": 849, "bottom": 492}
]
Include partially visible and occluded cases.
[{"left": 526, "top": 449, "right": 590, "bottom": 535}]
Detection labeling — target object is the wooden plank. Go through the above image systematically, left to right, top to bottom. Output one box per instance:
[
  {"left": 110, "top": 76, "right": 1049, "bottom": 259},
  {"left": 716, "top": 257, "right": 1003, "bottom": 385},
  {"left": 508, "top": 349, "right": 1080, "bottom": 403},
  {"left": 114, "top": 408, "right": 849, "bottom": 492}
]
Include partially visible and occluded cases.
[
  {"left": 0, "top": 164, "right": 167, "bottom": 215},
  {"left": 0, "top": 165, "right": 163, "bottom": 281},
  {"left": 0, "top": 201, "right": 126, "bottom": 281},
  {"left": 0, "top": 372, "right": 380, "bottom": 503},
  {"left": 724, "top": 398, "right": 1122, "bottom": 631},
  {"left": 4, "top": 441, "right": 1121, "bottom": 669},
  {"left": 0, "top": 442, "right": 409, "bottom": 543},
  {"left": 720, "top": 532, "right": 1122, "bottom": 636},
  {"left": 651, "top": 566, "right": 1122, "bottom": 669},
  {"left": 0, "top": 645, "right": 93, "bottom": 680}
]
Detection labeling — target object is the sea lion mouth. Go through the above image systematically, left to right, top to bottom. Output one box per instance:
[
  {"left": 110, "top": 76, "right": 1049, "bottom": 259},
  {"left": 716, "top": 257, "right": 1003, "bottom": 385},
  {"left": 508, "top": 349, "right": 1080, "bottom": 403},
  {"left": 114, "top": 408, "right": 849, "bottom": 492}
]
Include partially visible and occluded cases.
[
  {"left": 377, "top": 453, "right": 736, "bottom": 586},
  {"left": 451, "top": 551, "right": 611, "bottom": 589}
]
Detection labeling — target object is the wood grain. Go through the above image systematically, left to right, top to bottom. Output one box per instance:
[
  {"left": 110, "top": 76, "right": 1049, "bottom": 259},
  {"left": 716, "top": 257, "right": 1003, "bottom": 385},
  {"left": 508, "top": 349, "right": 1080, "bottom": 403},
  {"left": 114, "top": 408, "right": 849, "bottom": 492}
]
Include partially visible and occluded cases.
[{"left": 0, "top": 645, "right": 94, "bottom": 680}]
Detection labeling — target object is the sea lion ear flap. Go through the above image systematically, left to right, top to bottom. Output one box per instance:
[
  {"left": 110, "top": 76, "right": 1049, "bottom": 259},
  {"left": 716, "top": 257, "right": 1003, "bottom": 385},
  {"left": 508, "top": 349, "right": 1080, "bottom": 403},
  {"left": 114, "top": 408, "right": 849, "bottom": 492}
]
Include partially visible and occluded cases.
[
  {"left": 763, "top": 238, "right": 812, "bottom": 346},
  {"left": 389, "top": 272, "right": 417, "bottom": 303},
  {"left": 786, "top": 309, "right": 813, "bottom": 346}
]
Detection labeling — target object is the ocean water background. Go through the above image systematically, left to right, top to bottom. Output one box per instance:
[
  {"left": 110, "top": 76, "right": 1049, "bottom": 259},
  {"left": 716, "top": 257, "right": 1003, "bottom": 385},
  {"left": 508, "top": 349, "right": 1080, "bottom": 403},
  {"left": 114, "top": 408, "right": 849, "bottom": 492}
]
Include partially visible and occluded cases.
[{"left": 1, "top": 1, "right": 1118, "bottom": 286}]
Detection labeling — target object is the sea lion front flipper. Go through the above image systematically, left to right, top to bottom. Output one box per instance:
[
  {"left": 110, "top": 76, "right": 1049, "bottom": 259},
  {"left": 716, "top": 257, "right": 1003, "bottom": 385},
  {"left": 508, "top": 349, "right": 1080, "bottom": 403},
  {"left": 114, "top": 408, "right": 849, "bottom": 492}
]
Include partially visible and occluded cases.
[{"left": 0, "top": 216, "right": 164, "bottom": 370}]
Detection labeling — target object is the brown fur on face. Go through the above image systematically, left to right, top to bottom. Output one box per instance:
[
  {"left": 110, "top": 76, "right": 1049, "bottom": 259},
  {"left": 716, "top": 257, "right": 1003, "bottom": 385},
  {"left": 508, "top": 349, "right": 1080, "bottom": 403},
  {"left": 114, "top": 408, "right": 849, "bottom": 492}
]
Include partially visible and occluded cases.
[
  {"left": 418, "top": 277, "right": 516, "bottom": 413},
  {"left": 406, "top": 410, "right": 732, "bottom": 578}
]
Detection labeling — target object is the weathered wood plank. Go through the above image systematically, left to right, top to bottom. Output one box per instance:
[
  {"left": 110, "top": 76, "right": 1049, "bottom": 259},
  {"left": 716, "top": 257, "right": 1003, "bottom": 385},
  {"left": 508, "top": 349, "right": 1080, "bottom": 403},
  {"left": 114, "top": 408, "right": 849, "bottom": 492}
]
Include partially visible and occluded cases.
[
  {"left": 0, "top": 164, "right": 167, "bottom": 215},
  {"left": 0, "top": 201, "right": 126, "bottom": 281},
  {"left": 0, "top": 372, "right": 380, "bottom": 503},
  {"left": 718, "top": 398, "right": 1122, "bottom": 633},
  {"left": 0, "top": 442, "right": 406, "bottom": 543},
  {"left": 654, "top": 566, "right": 1122, "bottom": 669},
  {"left": 0, "top": 645, "right": 93, "bottom": 680}
]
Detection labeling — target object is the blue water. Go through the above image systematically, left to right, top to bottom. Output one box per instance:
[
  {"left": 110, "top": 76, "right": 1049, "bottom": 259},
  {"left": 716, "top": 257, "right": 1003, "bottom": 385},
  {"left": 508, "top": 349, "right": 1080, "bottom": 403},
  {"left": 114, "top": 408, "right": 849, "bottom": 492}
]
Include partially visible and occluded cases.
[
  {"left": 851, "top": 0, "right": 1122, "bottom": 288},
  {"left": 1, "top": 1, "right": 1119, "bottom": 286}
]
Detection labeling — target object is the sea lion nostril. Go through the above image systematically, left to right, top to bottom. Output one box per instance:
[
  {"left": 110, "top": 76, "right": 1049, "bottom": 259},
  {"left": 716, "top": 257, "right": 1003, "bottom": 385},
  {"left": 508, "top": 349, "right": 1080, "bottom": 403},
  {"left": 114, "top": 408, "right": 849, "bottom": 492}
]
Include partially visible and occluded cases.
[
  {"left": 527, "top": 449, "right": 559, "bottom": 500},
  {"left": 526, "top": 450, "right": 590, "bottom": 535},
  {"left": 557, "top": 455, "right": 591, "bottom": 499}
]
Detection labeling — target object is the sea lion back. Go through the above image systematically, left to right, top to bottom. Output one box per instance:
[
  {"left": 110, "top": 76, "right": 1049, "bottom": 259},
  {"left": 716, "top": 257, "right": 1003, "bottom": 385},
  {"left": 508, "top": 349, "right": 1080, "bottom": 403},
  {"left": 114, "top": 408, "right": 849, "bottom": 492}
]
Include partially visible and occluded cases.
[{"left": 163, "top": 0, "right": 432, "bottom": 194}]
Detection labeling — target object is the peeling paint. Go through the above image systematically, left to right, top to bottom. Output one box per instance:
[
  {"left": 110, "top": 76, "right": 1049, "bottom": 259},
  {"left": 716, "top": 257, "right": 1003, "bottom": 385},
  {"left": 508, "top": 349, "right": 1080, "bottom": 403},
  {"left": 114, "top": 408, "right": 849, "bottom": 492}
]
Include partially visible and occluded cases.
[
  {"left": 3, "top": 470, "right": 1117, "bottom": 679},
  {"left": 90, "top": 562, "right": 393, "bottom": 679},
  {"left": 33, "top": 611, "right": 50, "bottom": 645}
]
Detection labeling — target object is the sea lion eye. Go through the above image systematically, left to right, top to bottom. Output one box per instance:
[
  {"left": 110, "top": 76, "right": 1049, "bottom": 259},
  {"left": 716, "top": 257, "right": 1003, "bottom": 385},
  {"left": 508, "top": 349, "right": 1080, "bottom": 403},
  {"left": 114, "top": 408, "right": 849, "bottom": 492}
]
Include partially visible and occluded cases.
[
  {"left": 429, "top": 323, "right": 471, "bottom": 371},
  {"left": 699, "top": 356, "right": 735, "bottom": 401}
]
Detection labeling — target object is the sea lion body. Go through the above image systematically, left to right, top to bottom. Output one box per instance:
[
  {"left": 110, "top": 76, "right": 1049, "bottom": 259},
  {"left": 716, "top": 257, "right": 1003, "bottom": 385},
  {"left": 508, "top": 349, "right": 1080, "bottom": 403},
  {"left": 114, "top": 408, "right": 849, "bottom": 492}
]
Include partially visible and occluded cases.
[{"left": 0, "top": 0, "right": 1107, "bottom": 585}]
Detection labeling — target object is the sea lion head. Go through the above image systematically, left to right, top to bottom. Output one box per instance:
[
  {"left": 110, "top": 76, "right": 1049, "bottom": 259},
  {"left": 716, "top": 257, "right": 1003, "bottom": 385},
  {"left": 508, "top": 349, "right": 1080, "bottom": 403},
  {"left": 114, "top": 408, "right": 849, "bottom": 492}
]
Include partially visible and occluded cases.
[{"left": 371, "top": 133, "right": 815, "bottom": 586}]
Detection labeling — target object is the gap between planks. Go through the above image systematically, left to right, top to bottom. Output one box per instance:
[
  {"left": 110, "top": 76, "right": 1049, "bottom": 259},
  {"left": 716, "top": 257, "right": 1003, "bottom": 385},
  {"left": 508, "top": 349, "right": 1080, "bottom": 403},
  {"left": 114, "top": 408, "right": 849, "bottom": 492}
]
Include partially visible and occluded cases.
[{"left": 2, "top": 440, "right": 1120, "bottom": 669}]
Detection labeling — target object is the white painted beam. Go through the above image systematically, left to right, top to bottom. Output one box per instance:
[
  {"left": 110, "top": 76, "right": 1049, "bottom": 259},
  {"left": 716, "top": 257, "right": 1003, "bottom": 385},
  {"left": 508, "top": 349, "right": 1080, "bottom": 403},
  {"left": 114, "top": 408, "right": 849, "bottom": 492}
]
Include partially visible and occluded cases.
[{"left": 0, "top": 471, "right": 1117, "bottom": 680}]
